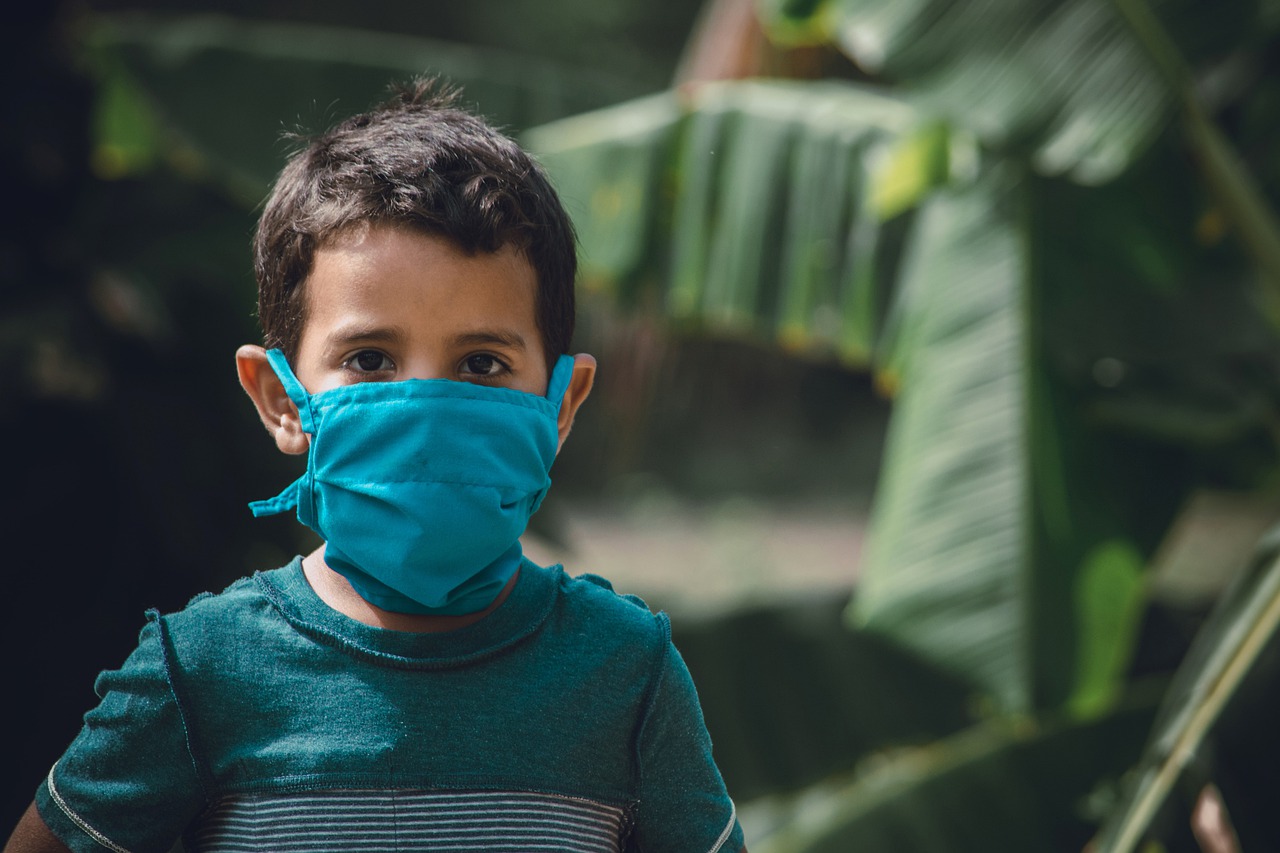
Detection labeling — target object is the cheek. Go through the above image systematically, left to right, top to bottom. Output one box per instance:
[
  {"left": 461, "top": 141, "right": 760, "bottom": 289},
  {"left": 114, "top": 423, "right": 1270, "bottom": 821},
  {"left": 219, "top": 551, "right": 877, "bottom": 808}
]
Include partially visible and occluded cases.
[
  {"left": 289, "top": 352, "right": 344, "bottom": 395},
  {"left": 519, "top": 364, "right": 551, "bottom": 397}
]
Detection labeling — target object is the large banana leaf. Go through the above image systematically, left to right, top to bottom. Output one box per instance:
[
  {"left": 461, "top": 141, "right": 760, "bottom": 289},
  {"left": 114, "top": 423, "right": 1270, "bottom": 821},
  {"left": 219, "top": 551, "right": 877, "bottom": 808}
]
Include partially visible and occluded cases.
[
  {"left": 756, "top": 0, "right": 1280, "bottom": 284},
  {"left": 758, "top": 0, "right": 1244, "bottom": 185},
  {"left": 524, "top": 79, "right": 948, "bottom": 368},
  {"left": 527, "top": 83, "right": 1163, "bottom": 715},
  {"left": 518, "top": 92, "right": 686, "bottom": 303},
  {"left": 851, "top": 160, "right": 1177, "bottom": 718},
  {"left": 848, "top": 170, "right": 1043, "bottom": 713}
]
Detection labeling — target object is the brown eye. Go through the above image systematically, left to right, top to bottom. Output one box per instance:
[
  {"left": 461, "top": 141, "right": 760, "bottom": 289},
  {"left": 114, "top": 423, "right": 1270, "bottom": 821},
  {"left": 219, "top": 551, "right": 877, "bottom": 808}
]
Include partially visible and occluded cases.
[
  {"left": 349, "top": 350, "right": 392, "bottom": 372},
  {"left": 462, "top": 354, "right": 505, "bottom": 377}
]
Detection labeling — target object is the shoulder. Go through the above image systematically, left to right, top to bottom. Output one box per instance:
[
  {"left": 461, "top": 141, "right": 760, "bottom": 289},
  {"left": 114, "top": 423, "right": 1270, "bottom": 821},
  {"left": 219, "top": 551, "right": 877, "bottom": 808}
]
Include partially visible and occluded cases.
[
  {"left": 148, "top": 562, "right": 299, "bottom": 663},
  {"left": 543, "top": 569, "right": 674, "bottom": 677},
  {"left": 556, "top": 570, "right": 670, "bottom": 639},
  {"left": 558, "top": 570, "right": 650, "bottom": 609},
  {"left": 160, "top": 573, "right": 270, "bottom": 627}
]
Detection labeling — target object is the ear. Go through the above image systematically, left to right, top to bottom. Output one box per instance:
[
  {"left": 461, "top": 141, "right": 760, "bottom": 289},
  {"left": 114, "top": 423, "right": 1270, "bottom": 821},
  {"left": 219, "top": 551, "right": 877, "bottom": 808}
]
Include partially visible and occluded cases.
[
  {"left": 236, "top": 344, "right": 309, "bottom": 455},
  {"left": 556, "top": 353, "right": 596, "bottom": 452}
]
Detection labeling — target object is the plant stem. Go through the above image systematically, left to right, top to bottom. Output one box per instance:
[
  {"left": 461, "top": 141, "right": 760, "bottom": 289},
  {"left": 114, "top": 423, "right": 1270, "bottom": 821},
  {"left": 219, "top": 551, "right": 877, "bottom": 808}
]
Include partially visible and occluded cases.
[{"left": 1102, "top": 553, "right": 1280, "bottom": 853}]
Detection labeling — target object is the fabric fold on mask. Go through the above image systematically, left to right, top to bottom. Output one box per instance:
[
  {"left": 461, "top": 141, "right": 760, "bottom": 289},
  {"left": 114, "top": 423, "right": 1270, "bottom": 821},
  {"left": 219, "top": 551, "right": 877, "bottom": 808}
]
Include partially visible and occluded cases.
[{"left": 249, "top": 351, "right": 575, "bottom": 616}]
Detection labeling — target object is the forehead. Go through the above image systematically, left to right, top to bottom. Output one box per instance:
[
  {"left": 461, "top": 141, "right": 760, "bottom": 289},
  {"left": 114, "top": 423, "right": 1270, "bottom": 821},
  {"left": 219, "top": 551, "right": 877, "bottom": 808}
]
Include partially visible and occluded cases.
[{"left": 301, "top": 225, "right": 540, "bottom": 338}]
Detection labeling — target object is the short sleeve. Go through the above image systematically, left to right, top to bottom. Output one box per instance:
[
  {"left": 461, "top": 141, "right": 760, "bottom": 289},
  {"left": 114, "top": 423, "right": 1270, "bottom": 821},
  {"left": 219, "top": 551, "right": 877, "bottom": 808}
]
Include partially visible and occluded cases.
[
  {"left": 35, "top": 612, "right": 207, "bottom": 853},
  {"left": 632, "top": 616, "right": 744, "bottom": 852}
]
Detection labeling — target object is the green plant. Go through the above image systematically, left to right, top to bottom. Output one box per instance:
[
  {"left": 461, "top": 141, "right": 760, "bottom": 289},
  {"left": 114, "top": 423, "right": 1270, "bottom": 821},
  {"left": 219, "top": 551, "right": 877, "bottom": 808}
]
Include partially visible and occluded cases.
[{"left": 520, "top": 0, "right": 1280, "bottom": 848}]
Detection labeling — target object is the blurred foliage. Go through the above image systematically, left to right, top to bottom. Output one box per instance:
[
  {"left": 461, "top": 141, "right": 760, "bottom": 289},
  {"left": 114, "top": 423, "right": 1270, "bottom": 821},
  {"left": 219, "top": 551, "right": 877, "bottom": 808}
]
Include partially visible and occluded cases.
[
  {"left": 6, "top": 0, "right": 1280, "bottom": 848},
  {"left": 522, "top": 0, "right": 1280, "bottom": 849},
  {"left": 80, "top": 11, "right": 645, "bottom": 202},
  {"left": 523, "top": 76, "right": 1279, "bottom": 715},
  {"left": 1095, "top": 523, "right": 1280, "bottom": 851},
  {"left": 670, "top": 590, "right": 976, "bottom": 803},
  {"left": 741, "top": 698, "right": 1162, "bottom": 851}
]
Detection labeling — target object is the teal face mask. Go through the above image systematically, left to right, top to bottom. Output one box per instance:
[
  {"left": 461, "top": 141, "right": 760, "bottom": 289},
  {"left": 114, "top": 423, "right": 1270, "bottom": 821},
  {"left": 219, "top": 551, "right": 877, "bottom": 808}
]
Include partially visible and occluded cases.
[{"left": 249, "top": 349, "right": 574, "bottom": 615}]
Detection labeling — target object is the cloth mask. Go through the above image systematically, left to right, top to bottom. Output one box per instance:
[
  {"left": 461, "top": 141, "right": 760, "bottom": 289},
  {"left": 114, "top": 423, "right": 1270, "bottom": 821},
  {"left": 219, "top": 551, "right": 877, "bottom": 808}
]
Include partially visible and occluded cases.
[{"left": 249, "top": 349, "right": 574, "bottom": 615}]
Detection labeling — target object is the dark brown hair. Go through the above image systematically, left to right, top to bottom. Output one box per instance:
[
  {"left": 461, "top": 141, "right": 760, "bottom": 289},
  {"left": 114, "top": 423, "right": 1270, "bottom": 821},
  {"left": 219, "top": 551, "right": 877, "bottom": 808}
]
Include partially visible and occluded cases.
[{"left": 252, "top": 79, "right": 577, "bottom": 369}]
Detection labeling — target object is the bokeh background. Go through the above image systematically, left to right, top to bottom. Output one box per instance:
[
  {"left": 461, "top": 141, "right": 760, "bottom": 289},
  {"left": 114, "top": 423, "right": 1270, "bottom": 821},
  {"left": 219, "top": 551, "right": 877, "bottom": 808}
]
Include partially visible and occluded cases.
[{"left": 5, "top": 0, "right": 1280, "bottom": 850}]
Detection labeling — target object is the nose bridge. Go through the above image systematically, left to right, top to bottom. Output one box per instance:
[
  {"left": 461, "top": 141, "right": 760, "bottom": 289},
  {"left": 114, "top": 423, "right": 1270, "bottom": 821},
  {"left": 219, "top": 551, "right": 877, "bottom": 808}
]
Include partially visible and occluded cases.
[{"left": 399, "top": 346, "right": 454, "bottom": 382}]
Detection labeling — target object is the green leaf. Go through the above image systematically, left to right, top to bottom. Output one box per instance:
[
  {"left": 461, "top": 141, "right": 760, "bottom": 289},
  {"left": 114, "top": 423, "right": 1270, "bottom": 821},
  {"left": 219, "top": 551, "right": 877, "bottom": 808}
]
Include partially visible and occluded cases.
[
  {"left": 756, "top": 0, "right": 838, "bottom": 46},
  {"left": 758, "top": 0, "right": 1280, "bottom": 293},
  {"left": 759, "top": 0, "right": 1178, "bottom": 183},
  {"left": 83, "top": 12, "right": 640, "bottom": 204},
  {"left": 89, "top": 60, "right": 162, "bottom": 180},
  {"left": 526, "top": 80, "right": 925, "bottom": 364},
  {"left": 667, "top": 91, "right": 739, "bottom": 324},
  {"left": 521, "top": 93, "right": 684, "bottom": 297},
  {"left": 700, "top": 98, "right": 798, "bottom": 333},
  {"left": 774, "top": 113, "right": 864, "bottom": 354},
  {"left": 868, "top": 120, "right": 949, "bottom": 221},
  {"left": 849, "top": 168, "right": 1035, "bottom": 713},
  {"left": 831, "top": 198, "right": 889, "bottom": 367},
  {"left": 1092, "top": 525, "right": 1280, "bottom": 852},
  {"left": 1067, "top": 540, "right": 1148, "bottom": 719},
  {"left": 747, "top": 696, "right": 1160, "bottom": 853}
]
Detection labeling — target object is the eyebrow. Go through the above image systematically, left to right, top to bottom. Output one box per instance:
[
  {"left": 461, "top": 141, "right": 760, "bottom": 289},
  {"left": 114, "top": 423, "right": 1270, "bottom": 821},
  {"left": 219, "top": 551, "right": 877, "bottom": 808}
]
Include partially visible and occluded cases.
[
  {"left": 323, "top": 323, "right": 408, "bottom": 354},
  {"left": 322, "top": 325, "right": 528, "bottom": 354},
  {"left": 450, "top": 330, "right": 527, "bottom": 351}
]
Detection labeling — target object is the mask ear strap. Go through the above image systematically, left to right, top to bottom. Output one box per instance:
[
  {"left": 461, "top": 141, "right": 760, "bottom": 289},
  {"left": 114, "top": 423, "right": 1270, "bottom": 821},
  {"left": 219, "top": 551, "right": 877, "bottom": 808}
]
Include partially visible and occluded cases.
[
  {"left": 265, "top": 349, "right": 316, "bottom": 433},
  {"left": 546, "top": 354, "right": 576, "bottom": 407},
  {"left": 248, "top": 476, "right": 302, "bottom": 517}
]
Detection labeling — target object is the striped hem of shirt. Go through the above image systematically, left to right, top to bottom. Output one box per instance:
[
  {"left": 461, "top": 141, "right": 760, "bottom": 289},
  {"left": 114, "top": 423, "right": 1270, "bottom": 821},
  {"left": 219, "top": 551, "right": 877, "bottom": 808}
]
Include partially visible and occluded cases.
[{"left": 190, "top": 788, "right": 627, "bottom": 852}]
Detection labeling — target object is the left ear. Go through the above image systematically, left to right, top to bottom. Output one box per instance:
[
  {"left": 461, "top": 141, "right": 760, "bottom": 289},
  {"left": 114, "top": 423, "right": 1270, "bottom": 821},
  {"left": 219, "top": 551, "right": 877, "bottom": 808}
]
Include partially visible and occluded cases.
[{"left": 556, "top": 353, "right": 596, "bottom": 451}]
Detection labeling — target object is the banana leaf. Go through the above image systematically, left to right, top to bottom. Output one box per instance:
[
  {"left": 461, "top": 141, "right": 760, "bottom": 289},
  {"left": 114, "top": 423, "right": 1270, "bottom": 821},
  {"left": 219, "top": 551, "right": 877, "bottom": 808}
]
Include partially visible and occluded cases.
[
  {"left": 754, "top": 0, "right": 1280, "bottom": 284},
  {"left": 756, "top": 0, "right": 1221, "bottom": 184},
  {"left": 525, "top": 79, "right": 942, "bottom": 368},
  {"left": 528, "top": 85, "right": 1170, "bottom": 715},
  {"left": 522, "top": 93, "right": 685, "bottom": 301},
  {"left": 848, "top": 168, "right": 1040, "bottom": 712}
]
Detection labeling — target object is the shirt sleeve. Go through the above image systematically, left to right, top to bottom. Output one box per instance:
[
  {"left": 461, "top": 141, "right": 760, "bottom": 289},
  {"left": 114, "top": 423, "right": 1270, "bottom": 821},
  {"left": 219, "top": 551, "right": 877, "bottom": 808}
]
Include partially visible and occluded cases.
[
  {"left": 35, "top": 612, "right": 207, "bottom": 853},
  {"left": 631, "top": 614, "right": 744, "bottom": 852}
]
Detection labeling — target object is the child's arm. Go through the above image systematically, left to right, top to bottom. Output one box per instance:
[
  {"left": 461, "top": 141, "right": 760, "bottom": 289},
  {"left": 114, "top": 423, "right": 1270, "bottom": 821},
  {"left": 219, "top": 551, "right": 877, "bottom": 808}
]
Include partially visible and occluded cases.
[
  {"left": 29, "top": 614, "right": 206, "bottom": 851},
  {"left": 632, "top": 625, "right": 747, "bottom": 851},
  {"left": 3, "top": 802, "right": 71, "bottom": 853}
]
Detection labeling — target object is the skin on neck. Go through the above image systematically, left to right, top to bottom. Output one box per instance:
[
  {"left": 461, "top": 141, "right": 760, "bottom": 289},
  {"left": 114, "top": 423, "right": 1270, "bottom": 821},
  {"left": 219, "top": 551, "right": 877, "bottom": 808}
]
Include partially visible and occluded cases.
[{"left": 301, "top": 545, "right": 519, "bottom": 633}]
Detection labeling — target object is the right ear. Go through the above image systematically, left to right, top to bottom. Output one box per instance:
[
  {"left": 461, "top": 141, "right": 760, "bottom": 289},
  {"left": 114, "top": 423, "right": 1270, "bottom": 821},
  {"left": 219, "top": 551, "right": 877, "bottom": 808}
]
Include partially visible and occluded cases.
[{"left": 236, "top": 345, "right": 309, "bottom": 455}]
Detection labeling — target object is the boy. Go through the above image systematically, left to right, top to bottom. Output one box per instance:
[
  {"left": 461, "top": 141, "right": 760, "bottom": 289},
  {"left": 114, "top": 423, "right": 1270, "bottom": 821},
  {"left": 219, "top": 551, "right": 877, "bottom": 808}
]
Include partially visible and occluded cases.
[{"left": 5, "top": 80, "right": 745, "bottom": 852}]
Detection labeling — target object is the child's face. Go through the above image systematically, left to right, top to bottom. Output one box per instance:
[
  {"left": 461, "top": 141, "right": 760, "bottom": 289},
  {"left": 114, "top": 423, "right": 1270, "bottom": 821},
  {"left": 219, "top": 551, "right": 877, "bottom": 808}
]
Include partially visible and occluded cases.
[
  {"left": 237, "top": 222, "right": 595, "bottom": 460},
  {"left": 292, "top": 224, "right": 550, "bottom": 396}
]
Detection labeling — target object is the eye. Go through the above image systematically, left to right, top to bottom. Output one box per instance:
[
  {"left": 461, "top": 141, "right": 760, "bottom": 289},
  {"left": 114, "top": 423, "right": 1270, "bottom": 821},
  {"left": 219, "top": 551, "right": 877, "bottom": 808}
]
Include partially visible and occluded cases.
[
  {"left": 343, "top": 350, "right": 394, "bottom": 374},
  {"left": 460, "top": 353, "right": 508, "bottom": 379}
]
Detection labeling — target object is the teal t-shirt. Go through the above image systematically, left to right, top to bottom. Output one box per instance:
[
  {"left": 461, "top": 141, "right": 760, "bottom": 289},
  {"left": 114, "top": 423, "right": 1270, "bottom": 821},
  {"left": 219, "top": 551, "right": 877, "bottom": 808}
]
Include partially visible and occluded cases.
[{"left": 36, "top": 558, "right": 743, "bottom": 852}]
